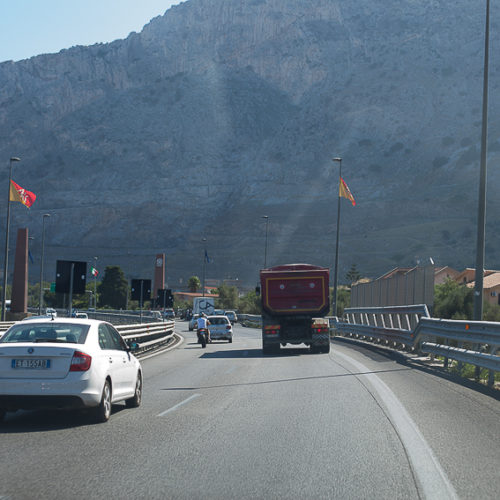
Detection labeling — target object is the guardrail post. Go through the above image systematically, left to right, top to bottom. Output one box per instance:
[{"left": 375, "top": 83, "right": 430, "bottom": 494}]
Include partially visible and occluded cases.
[
  {"left": 443, "top": 338, "right": 449, "bottom": 368},
  {"left": 457, "top": 342, "right": 464, "bottom": 372},
  {"left": 474, "top": 343, "right": 482, "bottom": 381},
  {"left": 487, "top": 345, "right": 496, "bottom": 387}
]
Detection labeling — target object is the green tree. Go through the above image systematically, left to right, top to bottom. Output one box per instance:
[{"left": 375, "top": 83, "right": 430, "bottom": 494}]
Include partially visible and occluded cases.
[
  {"left": 345, "top": 264, "right": 361, "bottom": 284},
  {"left": 97, "top": 266, "right": 128, "bottom": 309},
  {"left": 188, "top": 276, "right": 201, "bottom": 293},
  {"left": 434, "top": 279, "right": 473, "bottom": 319},
  {"left": 215, "top": 284, "right": 239, "bottom": 310},
  {"left": 330, "top": 286, "right": 350, "bottom": 316},
  {"left": 238, "top": 289, "right": 261, "bottom": 314},
  {"left": 483, "top": 302, "right": 500, "bottom": 321}
]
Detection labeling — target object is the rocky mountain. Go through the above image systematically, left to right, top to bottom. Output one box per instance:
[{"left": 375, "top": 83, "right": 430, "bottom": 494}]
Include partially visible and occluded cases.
[{"left": 1, "top": 0, "right": 499, "bottom": 288}]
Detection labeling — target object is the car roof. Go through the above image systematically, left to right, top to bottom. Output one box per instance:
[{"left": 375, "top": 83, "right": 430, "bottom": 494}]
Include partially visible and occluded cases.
[{"left": 18, "top": 317, "right": 101, "bottom": 326}]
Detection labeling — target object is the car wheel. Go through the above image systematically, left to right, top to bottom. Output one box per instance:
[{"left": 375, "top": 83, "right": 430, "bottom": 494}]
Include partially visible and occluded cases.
[
  {"left": 228, "top": 338, "right": 232, "bottom": 343},
  {"left": 126, "top": 373, "right": 142, "bottom": 408},
  {"left": 93, "top": 380, "right": 112, "bottom": 423}
]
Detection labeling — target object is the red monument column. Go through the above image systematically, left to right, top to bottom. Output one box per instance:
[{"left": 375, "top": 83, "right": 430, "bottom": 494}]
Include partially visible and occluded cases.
[
  {"left": 10, "top": 227, "right": 28, "bottom": 316},
  {"left": 154, "top": 254, "right": 165, "bottom": 300}
]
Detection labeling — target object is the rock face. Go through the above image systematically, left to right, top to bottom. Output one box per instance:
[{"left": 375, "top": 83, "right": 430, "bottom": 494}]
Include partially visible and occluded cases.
[{"left": 0, "top": 0, "right": 499, "bottom": 287}]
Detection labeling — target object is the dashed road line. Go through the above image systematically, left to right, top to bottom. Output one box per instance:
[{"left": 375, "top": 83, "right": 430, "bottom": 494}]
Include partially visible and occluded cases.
[{"left": 157, "top": 394, "right": 201, "bottom": 417}]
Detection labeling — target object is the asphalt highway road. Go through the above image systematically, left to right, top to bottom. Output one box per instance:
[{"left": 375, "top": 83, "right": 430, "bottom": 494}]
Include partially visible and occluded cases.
[{"left": 1, "top": 322, "right": 499, "bottom": 499}]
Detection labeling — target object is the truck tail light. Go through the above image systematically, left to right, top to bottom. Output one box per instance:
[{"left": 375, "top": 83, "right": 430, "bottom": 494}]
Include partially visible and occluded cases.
[
  {"left": 265, "top": 325, "right": 280, "bottom": 335},
  {"left": 313, "top": 326, "right": 328, "bottom": 334},
  {"left": 70, "top": 351, "right": 92, "bottom": 372}
]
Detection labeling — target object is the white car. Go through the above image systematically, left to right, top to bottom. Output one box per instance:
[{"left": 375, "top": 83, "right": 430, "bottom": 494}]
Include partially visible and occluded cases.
[
  {"left": 225, "top": 311, "right": 238, "bottom": 324},
  {"left": 207, "top": 315, "right": 233, "bottom": 342},
  {"left": 0, "top": 318, "right": 142, "bottom": 423}
]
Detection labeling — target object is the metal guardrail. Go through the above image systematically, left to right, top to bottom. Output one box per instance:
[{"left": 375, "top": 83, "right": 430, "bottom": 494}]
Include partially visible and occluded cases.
[
  {"left": 334, "top": 305, "right": 430, "bottom": 346},
  {"left": 333, "top": 306, "right": 500, "bottom": 387},
  {"left": 238, "top": 314, "right": 262, "bottom": 327},
  {"left": 116, "top": 320, "right": 176, "bottom": 356},
  {"left": 0, "top": 322, "right": 16, "bottom": 335}
]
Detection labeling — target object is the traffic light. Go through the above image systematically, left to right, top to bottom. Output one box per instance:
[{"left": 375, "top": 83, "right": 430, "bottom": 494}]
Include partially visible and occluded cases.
[
  {"left": 55, "top": 260, "right": 87, "bottom": 294},
  {"left": 131, "top": 279, "right": 151, "bottom": 302},
  {"left": 157, "top": 289, "right": 174, "bottom": 308},
  {"left": 166, "top": 289, "right": 174, "bottom": 308}
]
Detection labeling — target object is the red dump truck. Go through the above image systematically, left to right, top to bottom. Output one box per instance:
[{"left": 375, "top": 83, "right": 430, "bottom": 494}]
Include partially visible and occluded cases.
[{"left": 259, "top": 263, "right": 331, "bottom": 354}]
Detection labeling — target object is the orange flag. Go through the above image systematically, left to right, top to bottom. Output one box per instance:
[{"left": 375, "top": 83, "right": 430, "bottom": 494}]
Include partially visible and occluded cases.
[
  {"left": 339, "top": 177, "right": 356, "bottom": 206},
  {"left": 10, "top": 180, "right": 36, "bottom": 208}
]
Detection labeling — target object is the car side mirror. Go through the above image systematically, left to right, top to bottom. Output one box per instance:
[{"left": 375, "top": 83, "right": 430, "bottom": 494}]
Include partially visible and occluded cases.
[{"left": 127, "top": 341, "right": 139, "bottom": 352}]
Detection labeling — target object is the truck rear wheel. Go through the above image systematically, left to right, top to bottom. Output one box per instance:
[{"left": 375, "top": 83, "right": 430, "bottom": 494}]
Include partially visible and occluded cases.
[{"left": 311, "top": 343, "right": 330, "bottom": 354}]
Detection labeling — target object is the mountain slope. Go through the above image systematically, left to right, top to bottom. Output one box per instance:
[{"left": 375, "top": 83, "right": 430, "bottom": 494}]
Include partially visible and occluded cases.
[{"left": 0, "top": 0, "right": 499, "bottom": 286}]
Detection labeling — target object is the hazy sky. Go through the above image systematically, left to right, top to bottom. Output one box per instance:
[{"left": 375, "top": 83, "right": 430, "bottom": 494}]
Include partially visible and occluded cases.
[{"left": 0, "top": 0, "right": 185, "bottom": 63}]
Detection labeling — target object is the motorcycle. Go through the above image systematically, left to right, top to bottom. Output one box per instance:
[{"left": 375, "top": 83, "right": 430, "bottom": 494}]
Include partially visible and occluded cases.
[{"left": 197, "top": 328, "right": 209, "bottom": 348}]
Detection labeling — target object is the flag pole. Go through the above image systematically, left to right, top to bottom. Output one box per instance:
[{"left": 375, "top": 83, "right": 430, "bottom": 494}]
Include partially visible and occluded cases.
[
  {"left": 2, "top": 157, "right": 20, "bottom": 321},
  {"left": 332, "top": 157, "right": 342, "bottom": 317},
  {"left": 38, "top": 213, "right": 50, "bottom": 315},
  {"left": 202, "top": 238, "right": 207, "bottom": 297}
]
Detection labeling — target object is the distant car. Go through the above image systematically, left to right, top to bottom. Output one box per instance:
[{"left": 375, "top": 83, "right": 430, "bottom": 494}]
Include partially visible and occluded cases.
[
  {"left": 45, "top": 308, "right": 57, "bottom": 317},
  {"left": 163, "top": 309, "right": 175, "bottom": 320},
  {"left": 213, "top": 309, "right": 225, "bottom": 316},
  {"left": 71, "top": 311, "right": 87, "bottom": 318},
  {"left": 147, "top": 311, "right": 163, "bottom": 321},
  {"left": 225, "top": 311, "right": 238, "bottom": 324},
  {"left": 189, "top": 314, "right": 200, "bottom": 331},
  {"left": 207, "top": 315, "right": 233, "bottom": 342},
  {"left": 0, "top": 318, "right": 142, "bottom": 423}
]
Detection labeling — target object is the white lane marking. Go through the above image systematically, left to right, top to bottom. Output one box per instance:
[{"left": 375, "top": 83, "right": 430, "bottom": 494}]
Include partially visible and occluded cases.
[
  {"left": 335, "top": 351, "right": 458, "bottom": 500},
  {"left": 157, "top": 394, "right": 201, "bottom": 417}
]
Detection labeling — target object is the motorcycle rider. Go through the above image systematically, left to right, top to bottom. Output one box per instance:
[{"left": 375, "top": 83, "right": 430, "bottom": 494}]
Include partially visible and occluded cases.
[{"left": 196, "top": 312, "right": 211, "bottom": 343}]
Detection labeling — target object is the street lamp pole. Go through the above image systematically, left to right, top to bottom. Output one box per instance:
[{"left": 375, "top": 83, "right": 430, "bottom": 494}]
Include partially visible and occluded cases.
[
  {"left": 473, "top": 0, "right": 490, "bottom": 321},
  {"left": 2, "top": 157, "right": 20, "bottom": 321},
  {"left": 332, "top": 157, "right": 342, "bottom": 317},
  {"left": 39, "top": 213, "right": 50, "bottom": 315},
  {"left": 262, "top": 215, "right": 269, "bottom": 268},
  {"left": 202, "top": 238, "right": 207, "bottom": 297},
  {"left": 93, "top": 256, "right": 98, "bottom": 308}
]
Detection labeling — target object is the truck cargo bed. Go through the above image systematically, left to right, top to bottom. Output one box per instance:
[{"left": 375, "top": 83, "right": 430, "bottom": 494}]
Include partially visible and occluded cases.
[{"left": 260, "top": 264, "right": 330, "bottom": 317}]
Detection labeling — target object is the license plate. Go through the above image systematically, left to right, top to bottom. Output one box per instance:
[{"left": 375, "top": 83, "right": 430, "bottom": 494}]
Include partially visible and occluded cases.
[{"left": 12, "top": 359, "right": 51, "bottom": 369}]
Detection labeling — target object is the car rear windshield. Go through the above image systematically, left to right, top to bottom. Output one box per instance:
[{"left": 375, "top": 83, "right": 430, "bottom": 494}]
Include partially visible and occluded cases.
[
  {"left": 208, "top": 317, "right": 229, "bottom": 325},
  {"left": 0, "top": 323, "right": 90, "bottom": 344}
]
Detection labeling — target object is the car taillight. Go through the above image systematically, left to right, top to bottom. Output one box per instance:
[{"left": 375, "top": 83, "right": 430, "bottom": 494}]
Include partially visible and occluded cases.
[
  {"left": 226, "top": 325, "right": 231, "bottom": 330},
  {"left": 70, "top": 351, "right": 92, "bottom": 371}
]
